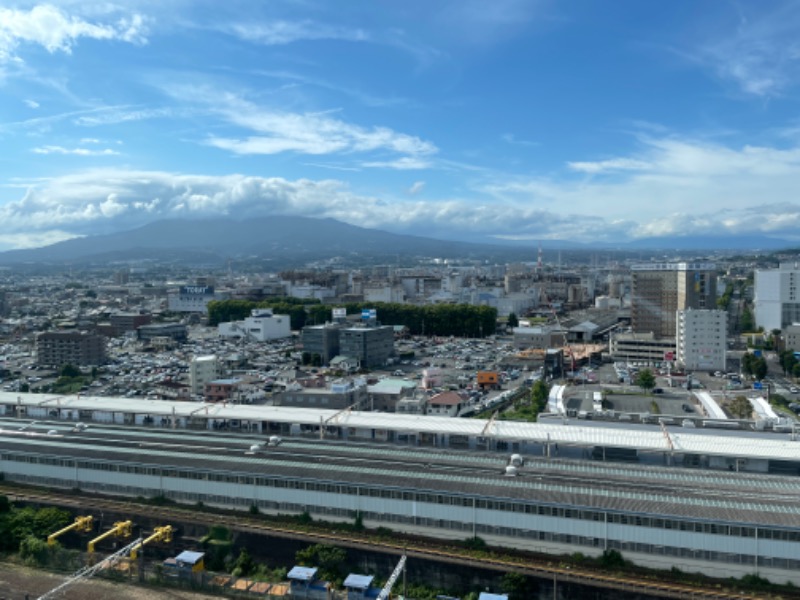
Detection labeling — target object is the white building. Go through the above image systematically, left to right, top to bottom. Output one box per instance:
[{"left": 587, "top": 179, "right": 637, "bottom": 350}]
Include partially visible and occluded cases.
[
  {"left": 754, "top": 262, "right": 800, "bottom": 332},
  {"left": 168, "top": 285, "right": 224, "bottom": 313},
  {"left": 218, "top": 309, "right": 291, "bottom": 341},
  {"left": 676, "top": 309, "right": 727, "bottom": 371},
  {"left": 190, "top": 355, "right": 220, "bottom": 396}
]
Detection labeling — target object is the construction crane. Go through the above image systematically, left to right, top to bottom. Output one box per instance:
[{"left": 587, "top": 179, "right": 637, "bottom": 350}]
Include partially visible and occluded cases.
[
  {"left": 47, "top": 515, "right": 93, "bottom": 546},
  {"left": 88, "top": 520, "right": 132, "bottom": 553},
  {"left": 129, "top": 525, "right": 173, "bottom": 560},
  {"left": 37, "top": 536, "right": 143, "bottom": 600},
  {"left": 377, "top": 554, "right": 406, "bottom": 600}
]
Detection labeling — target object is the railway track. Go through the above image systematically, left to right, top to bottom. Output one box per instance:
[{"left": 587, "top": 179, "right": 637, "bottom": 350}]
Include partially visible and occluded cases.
[{"left": 1, "top": 484, "right": 778, "bottom": 600}]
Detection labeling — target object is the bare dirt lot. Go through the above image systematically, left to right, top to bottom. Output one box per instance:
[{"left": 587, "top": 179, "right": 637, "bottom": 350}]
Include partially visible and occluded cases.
[{"left": 0, "top": 561, "right": 222, "bottom": 600}]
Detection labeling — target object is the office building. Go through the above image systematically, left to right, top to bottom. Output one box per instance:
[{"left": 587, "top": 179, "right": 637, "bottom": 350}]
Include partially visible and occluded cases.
[
  {"left": 754, "top": 262, "right": 800, "bottom": 332},
  {"left": 631, "top": 263, "right": 717, "bottom": 338},
  {"left": 218, "top": 309, "right": 291, "bottom": 341},
  {"left": 676, "top": 309, "right": 727, "bottom": 371},
  {"left": 301, "top": 324, "right": 342, "bottom": 366},
  {"left": 339, "top": 326, "right": 395, "bottom": 368},
  {"left": 36, "top": 331, "right": 107, "bottom": 367},
  {"left": 190, "top": 355, "right": 221, "bottom": 396}
]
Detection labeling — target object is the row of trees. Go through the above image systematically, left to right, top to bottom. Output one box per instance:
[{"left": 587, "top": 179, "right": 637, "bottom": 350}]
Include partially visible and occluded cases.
[
  {"left": 207, "top": 300, "right": 498, "bottom": 338},
  {"left": 779, "top": 350, "right": 800, "bottom": 378},
  {"left": 742, "top": 352, "right": 768, "bottom": 380}
]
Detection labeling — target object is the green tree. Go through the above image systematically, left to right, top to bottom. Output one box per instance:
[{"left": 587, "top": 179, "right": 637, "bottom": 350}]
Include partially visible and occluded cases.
[
  {"left": 740, "top": 306, "right": 755, "bottom": 332},
  {"left": 507, "top": 313, "right": 519, "bottom": 329},
  {"left": 780, "top": 350, "right": 798, "bottom": 376},
  {"left": 742, "top": 353, "right": 755, "bottom": 378},
  {"left": 754, "top": 357, "right": 768, "bottom": 381},
  {"left": 793, "top": 363, "right": 800, "bottom": 379},
  {"left": 59, "top": 364, "right": 81, "bottom": 378},
  {"left": 635, "top": 369, "right": 656, "bottom": 393},
  {"left": 729, "top": 395, "right": 752, "bottom": 419},
  {"left": 19, "top": 535, "right": 52, "bottom": 567},
  {"left": 295, "top": 544, "right": 346, "bottom": 584},
  {"left": 231, "top": 547, "right": 255, "bottom": 577},
  {"left": 500, "top": 571, "right": 529, "bottom": 600}
]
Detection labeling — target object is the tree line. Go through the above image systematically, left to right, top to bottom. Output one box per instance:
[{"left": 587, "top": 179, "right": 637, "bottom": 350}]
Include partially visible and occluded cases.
[{"left": 208, "top": 300, "right": 498, "bottom": 338}]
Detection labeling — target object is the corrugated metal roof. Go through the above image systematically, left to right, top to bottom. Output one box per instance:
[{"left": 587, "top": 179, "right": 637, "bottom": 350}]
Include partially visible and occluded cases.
[{"left": 3, "top": 391, "right": 800, "bottom": 461}]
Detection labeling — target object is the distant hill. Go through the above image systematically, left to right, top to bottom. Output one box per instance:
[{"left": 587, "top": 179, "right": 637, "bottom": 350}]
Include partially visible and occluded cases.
[
  {"left": 0, "top": 217, "right": 537, "bottom": 266},
  {"left": 0, "top": 217, "right": 793, "bottom": 267}
]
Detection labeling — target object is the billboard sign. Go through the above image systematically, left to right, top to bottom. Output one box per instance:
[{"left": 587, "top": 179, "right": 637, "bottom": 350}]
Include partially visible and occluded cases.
[
  {"left": 180, "top": 285, "right": 213, "bottom": 295},
  {"left": 332, "top": 308, "right": 346, "bottom": 319},
  {"left": 361, "top": 308, "right": 378, "bottom": 320},
  {"left": 663, "top": 351, "right": 674, "bottom": 361},
  {"left": 753, "top": 381, "right": 763, "bottom": 390}
]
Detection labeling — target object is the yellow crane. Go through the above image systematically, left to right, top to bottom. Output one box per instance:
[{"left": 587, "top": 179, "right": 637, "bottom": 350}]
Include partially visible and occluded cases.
[
  {"left": 47, "top": 515, "right": 93, "bottom": 546},
  {"left": 87, "top": 520, "right": 133, "bottom": 553},
  {"left": 129, "top": 525, "right": 173, "bottom": 560}
]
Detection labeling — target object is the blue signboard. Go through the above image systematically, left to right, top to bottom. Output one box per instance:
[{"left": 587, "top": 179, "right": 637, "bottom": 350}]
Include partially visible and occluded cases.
[
  {"left": 361, "top": 308, "right": 378, "bottom": 320},
  {"left": 361, "top": 309, "right": 371, "bottom": 319},
  {"left": 753, "top": 349, "right": 763, "bottom": 358},
  {"left": 753, "top": 381, "right": 763, "bottom": 390}
]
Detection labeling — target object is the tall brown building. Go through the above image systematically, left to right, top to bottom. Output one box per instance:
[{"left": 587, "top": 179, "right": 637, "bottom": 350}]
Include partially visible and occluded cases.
[
  {"left": 631, "top": 263, "right": 717, "bottom": 338},
  {"left": 36, "top": 331, "right": 107, "bottom": 367}
]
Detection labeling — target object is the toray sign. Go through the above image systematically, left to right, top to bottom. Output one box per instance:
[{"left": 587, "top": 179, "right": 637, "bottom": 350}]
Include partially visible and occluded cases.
[{"left": 180, "top": 286, "right": 213, "bottom": 295}]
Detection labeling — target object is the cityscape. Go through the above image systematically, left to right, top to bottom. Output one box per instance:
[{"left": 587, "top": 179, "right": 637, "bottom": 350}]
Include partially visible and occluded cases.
[{"left": 4, "top": 1, "right": 800, "bottom": 599}]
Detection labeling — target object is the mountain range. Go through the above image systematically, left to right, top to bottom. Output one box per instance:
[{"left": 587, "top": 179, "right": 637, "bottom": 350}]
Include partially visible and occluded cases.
[{"left": 0, "top": 217, "right": 794, "bottom": 267}]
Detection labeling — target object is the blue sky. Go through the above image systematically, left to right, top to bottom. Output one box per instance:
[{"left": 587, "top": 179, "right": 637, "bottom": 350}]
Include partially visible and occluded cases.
[{"left": 2, "top": 1, "right": 800, "bottom": 250}]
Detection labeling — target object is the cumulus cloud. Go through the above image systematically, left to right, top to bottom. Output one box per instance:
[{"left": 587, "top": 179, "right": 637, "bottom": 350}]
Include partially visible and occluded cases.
[
  {"left": 0, "top": 4, "right": 148, "bottom": 63},
  {"left": 7, "top": 130, "right": 800, "bottom": 249}
]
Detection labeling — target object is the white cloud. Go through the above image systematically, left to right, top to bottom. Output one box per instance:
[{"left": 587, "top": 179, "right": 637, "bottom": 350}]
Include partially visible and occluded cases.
[
  {"left": 0, "top": 4, "right": 148, "bottom": 63},
  {"left": 692, "top": 4, "right": 800, "bottom": 97},
  {"left": 228, "top": 20, "right": 367, "bottom": 46},
  {"left": 190, "top": 91, "right": 437, "bottom": 161},
  {"left": 24, "top": 98, "right": 39, "bottom": 108},
  {"left": 7, "top": 132, "right": 800, "bottom": 250},
  {"left": 502, "top": 133, "right": 539, "bottom": 147},
  {"left": 31, "top": 145, "right": 119, "bottom": 156},
  {"left": 362, "top": 157, "right": 433, "bottom": 170},
  {"left": 408, "top": 181, "right": 425, "bottom": 195},
  {"left": 0, "top": 230, "right": 81, "bottom": 251}
]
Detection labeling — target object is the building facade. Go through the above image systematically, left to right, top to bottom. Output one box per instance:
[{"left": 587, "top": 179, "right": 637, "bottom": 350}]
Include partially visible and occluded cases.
[
  {"left": 631, "top": 263, "right": 717, "bottom": 338},
  {"left": 754, "top": 263, "right": 800, "bottom": 332},
  {"left": 167, "top": 285, "right": 221, "bottom": 313},
  {"left": 218, "top": 309, "right": 291, "bottom": 341},
  {"left": 676, "top": 309, "right": 727, "bottom": 371},
  {"left": 109, "top": 312, "right": 152, "bottom": 335},
  {"left": 138, "top": 323, "right": 188, "bottom": 343},
  {"left": 301, "top": 324, "right": 342, "bottom": 365},
  {"left": 339, "top": 326, "right": 395, "bottom": 368},
  {"left": 36, "top": 331, "right": 107, "bottom": 367},
  {"left": 190, "top": 355, "right": 221, "bottom": 396}
]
